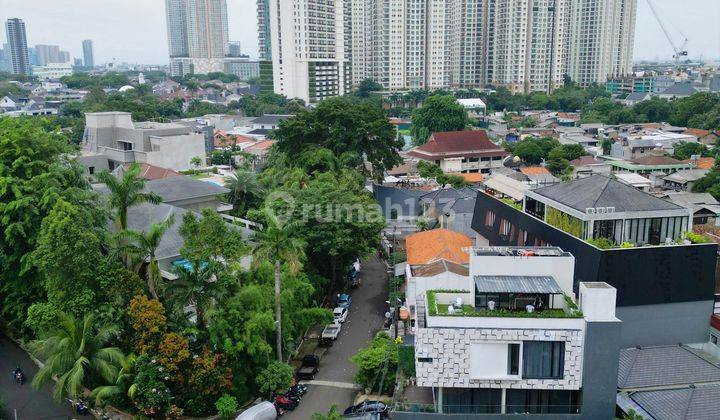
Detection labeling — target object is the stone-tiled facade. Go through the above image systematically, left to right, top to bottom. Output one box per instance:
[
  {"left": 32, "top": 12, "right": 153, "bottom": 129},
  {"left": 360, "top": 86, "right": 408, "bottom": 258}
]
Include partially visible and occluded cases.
[{"left": 415, "top": 327, "right": 584, "bottom": 390}]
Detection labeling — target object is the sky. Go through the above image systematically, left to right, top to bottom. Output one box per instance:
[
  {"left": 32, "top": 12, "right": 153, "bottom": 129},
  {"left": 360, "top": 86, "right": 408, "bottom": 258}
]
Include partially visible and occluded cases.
[{"left": 0, "top": 0, "right": 718, "bottom": 65}]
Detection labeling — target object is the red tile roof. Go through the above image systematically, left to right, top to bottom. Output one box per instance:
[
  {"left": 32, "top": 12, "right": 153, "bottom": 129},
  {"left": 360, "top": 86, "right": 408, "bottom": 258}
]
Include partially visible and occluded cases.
[
  {"left": 683, "top": 128, "right": 713, "bottom": 138},
  {"left": 407, "top": 130, "right": 508, "bottom": 160},
  {"left": 244, "top": 139, "right": 275, "bottom": 152},
  {"left": 568, "top": 156, "right": 603, "bottom": 167},
  {"left": 630, "top": 156, "right": 684, "bottom": 165},
  {"left": 681, "top": 157, "right": 715, "bottom": 169},
  {"left": 123, "top": 163, "right": 183, "bottom": 181},
  {"left": 520, "top": 166, "right": 551, "bottom": 175},
  {"left": 457, "top": 173, "right": 484, "bottom": 183},
  {"left": 405, "top": 229, "right": 473, "bottom": 265}
]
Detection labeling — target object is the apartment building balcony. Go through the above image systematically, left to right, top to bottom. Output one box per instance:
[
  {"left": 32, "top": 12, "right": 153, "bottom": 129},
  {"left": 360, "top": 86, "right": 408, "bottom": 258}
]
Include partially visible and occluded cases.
[{"left": 98, "top": 146, "right": 135, "bottom": 164}]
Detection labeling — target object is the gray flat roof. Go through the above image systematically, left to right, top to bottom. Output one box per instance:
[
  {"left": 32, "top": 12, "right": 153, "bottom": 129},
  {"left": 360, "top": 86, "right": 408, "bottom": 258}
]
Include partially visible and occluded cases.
[
  {"left": 530, "top": 175, "right": 684, "bottom": 213},
  {"left": 144, "top": 177, "right": 229, "bottom": 203},
  {"left": 474, "top": 275, "right": 563, "bottom": 294},
  {"left": 618, "top": 345, "right": 720, "bottom": 389},
  {"left": 629, "top": 383, "right": 720, "bottom": 420}
]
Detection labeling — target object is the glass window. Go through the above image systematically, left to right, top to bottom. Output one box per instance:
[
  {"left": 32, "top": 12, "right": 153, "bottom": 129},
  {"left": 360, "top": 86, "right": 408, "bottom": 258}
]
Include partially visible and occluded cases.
[
  {"left": 522, "top": 341, "right": 565, "bottom": 379},
  {"left": 508, "top": 343, "right": 520, "bottom": 375},
  {"left": 442, "top": 388, "right": 502, "bottom": 414}
]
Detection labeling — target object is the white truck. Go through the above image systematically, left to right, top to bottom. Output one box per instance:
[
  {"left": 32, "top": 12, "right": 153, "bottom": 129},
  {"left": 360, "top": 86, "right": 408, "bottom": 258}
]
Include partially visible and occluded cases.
[{"left": 320, "top": 323, "right": 342, "bottom": 347}]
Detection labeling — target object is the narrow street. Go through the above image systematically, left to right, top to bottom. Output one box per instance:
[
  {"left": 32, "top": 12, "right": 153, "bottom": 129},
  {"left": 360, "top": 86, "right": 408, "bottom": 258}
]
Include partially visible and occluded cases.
[
  {"left": 284, "top": 256, "right": 388, "bottom": 418},
  {"left": 0, "top": 335, "right": 74, "bottom": 420}
]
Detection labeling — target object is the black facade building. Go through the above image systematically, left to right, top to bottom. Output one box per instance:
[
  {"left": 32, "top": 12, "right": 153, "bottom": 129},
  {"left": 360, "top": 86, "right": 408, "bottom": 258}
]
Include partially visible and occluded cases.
[{"left": 471, "top": 191, "right": 717, "bottom": 347}]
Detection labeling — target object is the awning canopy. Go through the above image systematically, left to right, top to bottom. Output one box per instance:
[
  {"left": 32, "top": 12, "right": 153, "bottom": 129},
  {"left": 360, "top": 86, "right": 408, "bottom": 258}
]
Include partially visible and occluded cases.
[
  {"left": 484, "top": 175, "right": 528, "bottom": 201},
  {"left": 474, "top": 275, "right": 564, "bottom": 294}
]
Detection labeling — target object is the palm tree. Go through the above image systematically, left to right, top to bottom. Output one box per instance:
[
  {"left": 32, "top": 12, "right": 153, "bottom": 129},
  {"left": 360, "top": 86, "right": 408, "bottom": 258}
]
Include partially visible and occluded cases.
[
  {"left": 98, "top": 163, "right": 161, "bottom": 231},
  {"left": 225, "top": 169, "right": 262, "bottom": 215},
  {"left": 253, "top": 207, "right": 306, "bottom": 361},
  {"left": 121, "top": 215, "right": 175, "bottom": 299},
  {"left": 165, "top": 261, "right": 223, "bottom": 329},
  {"left": 30, "top": 313, "right": 124, "bottom": 402},
  {"left": 91, "top": 353, "right": 138, "bottom": 406}
]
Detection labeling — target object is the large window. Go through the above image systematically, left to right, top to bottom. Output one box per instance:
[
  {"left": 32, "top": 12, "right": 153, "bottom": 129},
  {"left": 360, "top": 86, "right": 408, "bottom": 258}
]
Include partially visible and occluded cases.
[
  {"left": 522, "top": 341, "right": 565, "bottom": 379},
  {"left": 442, "top": 388, "right": 502, "bottom": 414},
  {"left": 506, "top": 389, "right": 581, "bottom": 414}
]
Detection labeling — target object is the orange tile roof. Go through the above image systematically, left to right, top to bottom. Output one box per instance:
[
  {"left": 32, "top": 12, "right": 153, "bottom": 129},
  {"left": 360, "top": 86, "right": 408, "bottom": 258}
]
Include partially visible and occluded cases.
[
  {"left": 683, "top": 128, "right": 712, "bottom": 138},
  {"left": 682, "top": 157, "right": 715, "bottom": 169},
  {"left": 122, "top": 163, "right": 182, "bottom": 180},
  {"left": 520, "top": 166, "right": 551, "bottom": 175},
  {"left": 457, "top": 173, "right": 484, "bottom": 183},
  {"left": 405, "top": 229, "right": 473, "bottom": 265}
]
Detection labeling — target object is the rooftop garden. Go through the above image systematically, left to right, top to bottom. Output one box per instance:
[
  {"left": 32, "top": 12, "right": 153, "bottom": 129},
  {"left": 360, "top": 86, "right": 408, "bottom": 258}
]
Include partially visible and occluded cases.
[{"left": 426, "top": 290, "right": 583, "bottom": 319}]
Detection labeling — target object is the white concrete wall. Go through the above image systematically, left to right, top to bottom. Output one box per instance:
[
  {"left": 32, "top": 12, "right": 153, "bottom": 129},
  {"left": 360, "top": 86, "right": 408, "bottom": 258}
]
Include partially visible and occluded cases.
[
  {"left": 144, "top": 133, "right": 206, "bottom": 171},
  {"left": 469, "top": 254, "right": 576, "bottom": 298},
  {"left": 405, "top": 271, "right": 474, "bottom": 310}
]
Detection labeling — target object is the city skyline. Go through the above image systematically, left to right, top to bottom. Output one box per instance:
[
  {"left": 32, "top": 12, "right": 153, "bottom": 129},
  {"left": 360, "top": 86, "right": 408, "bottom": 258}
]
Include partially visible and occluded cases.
[{"left": 0, "top": 0, "right": 718, "bottom": 66}]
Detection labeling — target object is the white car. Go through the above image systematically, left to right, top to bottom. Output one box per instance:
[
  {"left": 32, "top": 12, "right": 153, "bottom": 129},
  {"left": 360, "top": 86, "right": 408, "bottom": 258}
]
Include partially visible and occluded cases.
[{"left": 333, "top": 306, "right": 348, "bottom": 323}]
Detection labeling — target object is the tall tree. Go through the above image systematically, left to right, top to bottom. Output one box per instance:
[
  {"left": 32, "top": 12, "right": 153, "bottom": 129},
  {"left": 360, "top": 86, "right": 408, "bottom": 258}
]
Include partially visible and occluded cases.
[
  {"left": 411, "top": 94, "right": 468, "bottom": 145},
  {"left": 273, "top": 97, "right": 403, "bottom": 178},
  {"left": 97, "top": 163, "right": 161, "bottom": 231},
  {"left": 225, "top": 169, "right": 263, "bottom": 215},
  {"left": 252, "top": 208, "right": 306, "bottom": 361},
  {"left": 121, "top": 215, "right": 175, "bottom": 299},
  {"left": 166, "top": 261, "right": 224, "bottom": 330},
  {"left": 30, "top": 313, "right": 124, "bottom": 402}
]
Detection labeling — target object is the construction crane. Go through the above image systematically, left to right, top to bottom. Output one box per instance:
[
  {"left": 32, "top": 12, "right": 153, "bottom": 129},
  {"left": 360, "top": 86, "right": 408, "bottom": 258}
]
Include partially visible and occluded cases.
[{"left": 646, "top": 0, "right": 688, "bottom": 68}]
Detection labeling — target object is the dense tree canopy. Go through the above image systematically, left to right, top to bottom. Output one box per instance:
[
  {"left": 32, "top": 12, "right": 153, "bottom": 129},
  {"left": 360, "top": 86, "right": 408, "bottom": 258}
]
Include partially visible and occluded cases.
[
  {"left": 411, "top": 94, "right": 468, "bottom": 145},
  {"left": 274, "top": 97, "right": 403, "bottom": 178}
]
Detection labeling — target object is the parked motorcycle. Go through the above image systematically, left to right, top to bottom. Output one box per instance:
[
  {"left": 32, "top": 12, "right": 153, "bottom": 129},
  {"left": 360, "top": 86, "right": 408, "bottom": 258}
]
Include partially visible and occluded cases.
[
  {"left": 14, "top": 371, "right": 24, "bottom": 385},
  {"left": 274, "top": 395, "right": 299, "bottom": 411},
  {"left": 66, "top": 398, "right": 90, "bottom": 416},
  {"left": 273, "top": 402, "right": 285, "bottom": 417}
]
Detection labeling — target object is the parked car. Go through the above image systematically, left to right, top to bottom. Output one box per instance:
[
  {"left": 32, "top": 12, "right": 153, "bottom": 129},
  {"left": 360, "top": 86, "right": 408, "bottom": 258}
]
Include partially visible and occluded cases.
[
  {"left": 348, "top": 267, "right": 360, "bottom": 288},
  {"left": 337, "top": 294, "right": 352, "bottom": 309},
  {"left": 333, "top": 306, "right": 348, "bottom": 323},
  {"left": 320, "top": 323, "right": 341, "bottom": 347},
  {"left": 296, "top": 354, "right": 320, "bottom": 380},
  {"left": 235, "top": 401, "right": 277, "bottom": 420},
  {"left": 343, "top": 401, "right": 389, "bottom": 418}
]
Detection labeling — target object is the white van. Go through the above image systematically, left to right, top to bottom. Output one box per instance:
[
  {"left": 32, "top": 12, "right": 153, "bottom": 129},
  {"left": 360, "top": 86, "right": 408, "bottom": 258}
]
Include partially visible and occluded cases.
[{"left": 235, "top": 401, "right": 277, "bottom": 420}]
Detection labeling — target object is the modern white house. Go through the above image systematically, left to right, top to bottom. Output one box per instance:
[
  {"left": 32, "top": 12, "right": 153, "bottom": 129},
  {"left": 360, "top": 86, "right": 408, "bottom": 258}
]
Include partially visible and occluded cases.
[
  {"left": 80, "top": 111, "right": 207, "bottom": 172},
  {"left": 409, "top": 246, "right": 621, "bottom": 418}
]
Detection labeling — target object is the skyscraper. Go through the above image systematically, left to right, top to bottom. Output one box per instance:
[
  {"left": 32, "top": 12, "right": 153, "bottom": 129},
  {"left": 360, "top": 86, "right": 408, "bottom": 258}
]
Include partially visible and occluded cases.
[
  {"left": 165, "top": 0, "right": 229, "bottom": 76},
  {"left": 256, "top": 0, "right": 271, "bottom": 61},
  {"left": 267, "top": 0, "right": 351, "bottom": 103},
  {"left": 344, "top": 0, "right": 635, "bottom": 93},
  {"left": 567, "top": 0, "right": 636, "bottom": 86},
  {"left": 5, "top": 19, "right": 30, "bottom": 75},
  {"left": 82, "top": 39, "right": 95, "bottom": 67},
  {"left": 227, "top": 41, "right": 242, "bottom": 58},
  {"left": 35, "top": 44, "right": 60, "bottom": 65},
  {"left": 58, "top": 50, "right": 70, "bottom": 63}
]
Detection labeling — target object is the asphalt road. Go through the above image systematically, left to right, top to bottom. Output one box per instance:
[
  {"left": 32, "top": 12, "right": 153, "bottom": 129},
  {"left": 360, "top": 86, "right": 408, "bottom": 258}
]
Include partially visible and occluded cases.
[
  {"left": 284, "top": 256, "right": 388, "bottom": 419},
  {"left": 0, "top": 335, "right": 74, "bottom": 420}
]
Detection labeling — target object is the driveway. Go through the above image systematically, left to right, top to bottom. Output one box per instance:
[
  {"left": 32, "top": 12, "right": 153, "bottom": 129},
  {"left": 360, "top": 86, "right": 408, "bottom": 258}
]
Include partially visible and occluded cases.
[
  {"left": 284, "top": 256, "right": 388, "bottom": 418},
  {"left": 0, "top": 335, "right": 74, "bottom": 420}
]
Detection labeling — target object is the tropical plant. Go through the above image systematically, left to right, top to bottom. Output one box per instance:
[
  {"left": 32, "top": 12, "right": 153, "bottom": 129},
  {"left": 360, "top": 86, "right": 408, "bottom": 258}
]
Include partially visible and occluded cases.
[
  {"left": 97, "top": 163, "right": 161, "bottom": 231},
  {"left": 225, "top": 169, "right": 263, "bottom": 215},
  {"left": 252, "top": 207, "right": 306, "bottom": 361},
  {"left": 121, "top": 215, "right": 175, "bottom": 299},
  {"left": 166, "top": 261, "right": 224, "bottom": 329},
  {"left": 30, "top": 312, "right": 124, "bottom": 402},
  {"left": 351, "top": 331, "right": 398, "bottom": 394},
  {"left": 91, "top": 353, "right": 138, "bottom": 406},
  {"left": 256, "top": 361, "right": 294, "bottom": 395},
  {"left": 215, "top": 394, "right": 239, "bottom": 419},
  {"left": 311, "top": 405, "right": 343, "bottom": 420}
]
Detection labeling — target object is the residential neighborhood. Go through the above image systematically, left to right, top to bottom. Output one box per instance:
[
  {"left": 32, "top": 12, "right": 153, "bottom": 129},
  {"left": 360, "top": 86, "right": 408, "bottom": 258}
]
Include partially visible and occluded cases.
[{"left": 2, "top": 0, "right": 720, "bottom": 419}]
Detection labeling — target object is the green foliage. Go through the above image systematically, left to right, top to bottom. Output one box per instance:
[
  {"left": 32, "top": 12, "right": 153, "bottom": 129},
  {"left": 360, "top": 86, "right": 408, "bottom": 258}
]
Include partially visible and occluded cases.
[
  {"left": 60, "top": 72, "right": 131, "bottom": 89},
  {"left": 355, "top": 78, "right": 383, "bottom": 98},
  {"left": 231, "top": 92, "right": 305, "bottom": 117},
  {"left": 411, "top": 95, "right": 468, "bottom": 145},
  {"left": 273, "top": 96, "right": 403, "bottom": 178},
  {"left": 0, "top": 117, "right": 98, "bottom": 336},
  {"left": 504, "top": 136, "right": 560, "bottom": 165},
  {"left": 672, "top": 141, "right": 709, "bottom": 160},
  {"left": 416, "top": 160, "right": 444, "bottom": 179},
  {"left": 98, "top": 163, "right": 161, "bottom": 231},
  {"left": 225, "top": 169, "right": 263, "bottom": 216},
  {"left": 437, "top": 173, "right": 468, "bottom": 188},
  {"left": 499, "top": 197, "right": 522, "bottom": 210},
  {"left": 545, "top": 207, "right": 584, "bottom": 238},
  {"left": 179, "top": 209, "right": 249, "bottom": 264},
  {"left": 684, "top": 231, "right": 712, "bottom": 244},
  {"left": 587, "top": 237, "right": 616, "bottom": 249},
  {"left": 620, "top": 241, "right": 635, "bottom": 248},
  {"left": 30, "top": 312, "right": 125, "bottom": 402},
  {"left": 351, "top": 331, "right": 398, "bottom": 394},
  {"left": 398, "top": 345, "right": 416, "bottom": 377},
  {"left": 132, "top": 354, "right": 173, "bottom": 416},
  {"left": 256, "top": 361, "right": 294, "bottom": 395},
  {"left": 215, "top": 394, "right": 239, "bottom": 419},
  {"left": 311, "top": 405, "right": 343, "bottom": 420}
]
